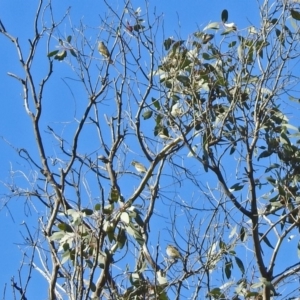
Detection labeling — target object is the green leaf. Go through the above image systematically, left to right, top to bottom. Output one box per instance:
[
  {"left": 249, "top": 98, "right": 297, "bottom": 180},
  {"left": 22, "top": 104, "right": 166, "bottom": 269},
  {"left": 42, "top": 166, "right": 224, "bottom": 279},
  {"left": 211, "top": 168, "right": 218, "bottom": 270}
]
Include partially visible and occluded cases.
[
  {"left": 221, "top": 9, "right": 229, "bottom": 23},
  {"left": 291, "top": 9, "right": 300, "bottom": 21},
  {"left": 133, "top": 24, "right": 145, "bottom": 32},
  {"left": 163, "top": 37, "right": 175, "bottom": 50},
  {"left": 228, "top": 41, "right": 237, "bottom": 48},
  {"left": 69, "top": 49, "right": 77, "bottom": 57},
  {"left": 47, "top": 50, "right": 59, "bottom": 57},
  {"left": 202, "top": 53, "right": 212, "bottom": 60},
  {"left": 177, "top": 75, "right": 190, "bottom": 85},
  {"left": 152, "top": 97, "right": 160, "bottom": 110},
  {"left": 142, "top": 110, "right": 153, "bottom": 120},
  {"left": 280, "top": 132, "right": 291, "bottom": 145},
  {"left": 229, "top": 146, "right": 236, "bottom": 155},
  {"left": 258, "top": 150, "right": 272, "bottom": 160},
  {"left": 265, "top": 163, "right": 280, "bottom": 173},
  {"left": 265, "top": 176, "right": 276, "bottom": 185},
  {"left": 229, "top": 183, "right": 244, "bottom": 191},
  {"left": 110, "top": 187, "right": 119, "bottom": 202},
  {"left": 94, "top": 203, "right": 101, "bottom": 210},
  {"left": 103, "top": 203, "right": 114, "bottom": 215},
  {"left": 82, "top": 208, "right": 93, "bottom": 216},
  {"left": 134, "top": 213, "right": 144, "bottom": 227},
  {"left": 58, "top": 223, "right": 73, "bottom": 232},
  {"left": 240, "top": 226, "right": 246, "bottom": 242},
  {"left": 117, "top": 228, "right": 127, "bottom": 249},
  {"left": 259, "top": 232, "right": 274, "bottom": 249},
  {"left": 219, "top": 239, "right": 226, "bottom": 250},
  {"left": 62, "top": 243, "right": 69, "bottom": 251},
  {"left": 235, "top": 256, "right": 245, "bottom": 274},
  {"left": 224, "top": 258, "right": 232, "bottom": 279},
  {"left": 90, "top": 281, "right": 96, "bottom": 292},
  {"left": 207, "top": 288, "right": 226, "bottom": 298}
]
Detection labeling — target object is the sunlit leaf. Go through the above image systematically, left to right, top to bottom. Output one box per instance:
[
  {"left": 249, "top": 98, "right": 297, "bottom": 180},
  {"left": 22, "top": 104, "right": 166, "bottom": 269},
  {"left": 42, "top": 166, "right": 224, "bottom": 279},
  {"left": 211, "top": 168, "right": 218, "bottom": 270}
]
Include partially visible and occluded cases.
[
  {"left": 203, "top": 22, "right": 220, "bottom": 31},
  {"left": 54, "top": 50, "right": 67, "bottom": 61},
  {"left": 142, "top": 110, "right": 153, "bottom": 120},
  {"left": 121, "top": 212, "right": 130, "bottom": 224},
  {"left": 229, "top": 225, "right": 237, "bottom": 239},
  {"left": 50, "top": 231, "right": 65, "bottom": 241},
  {"left": 61, "top": 250, "right": 71, "bottom": 264},
  {"left": 157, "top": 270, "right": 168, "bottom": 286},
  {"left": 251, "top": 281, "right": 264, "bottom": 289}
]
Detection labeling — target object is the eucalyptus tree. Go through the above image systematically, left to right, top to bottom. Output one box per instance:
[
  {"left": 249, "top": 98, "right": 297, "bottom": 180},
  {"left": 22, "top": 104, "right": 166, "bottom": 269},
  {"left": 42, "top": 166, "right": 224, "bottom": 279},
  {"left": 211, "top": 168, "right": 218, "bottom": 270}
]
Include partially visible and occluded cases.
[{"left": 2, "top": 1, "right": 300, "bottom": 300}]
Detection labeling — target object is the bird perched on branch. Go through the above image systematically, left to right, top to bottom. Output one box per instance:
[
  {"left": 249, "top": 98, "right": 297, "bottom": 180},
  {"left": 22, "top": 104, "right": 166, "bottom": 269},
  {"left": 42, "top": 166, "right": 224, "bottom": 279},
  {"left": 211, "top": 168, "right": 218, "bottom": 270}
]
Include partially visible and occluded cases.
[
  {"left": 98, "top": 41, "right": 113, "bottom": 63},
  {"left": 131, "top": 161, "right": 147, "bottom": 173},
  {"left": 166, "top": 244, "right": 183, "bottom": 260}
]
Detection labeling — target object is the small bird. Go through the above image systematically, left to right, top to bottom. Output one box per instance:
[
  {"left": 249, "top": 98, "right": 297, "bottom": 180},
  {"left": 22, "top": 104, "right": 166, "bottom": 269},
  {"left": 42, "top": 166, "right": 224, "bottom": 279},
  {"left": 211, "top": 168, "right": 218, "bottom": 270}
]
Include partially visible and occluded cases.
[
  {"left": 98, "top": 41, "right": 113, "bottom": 63},
  {"left": 158, "top": 131, "right": 173, "bottom": 141},
  {"left": 131, "top": 161, "right": 147, "bottom": 173},
  {"left": 166, "top": 244, "right": 183, "bottom": 260}
]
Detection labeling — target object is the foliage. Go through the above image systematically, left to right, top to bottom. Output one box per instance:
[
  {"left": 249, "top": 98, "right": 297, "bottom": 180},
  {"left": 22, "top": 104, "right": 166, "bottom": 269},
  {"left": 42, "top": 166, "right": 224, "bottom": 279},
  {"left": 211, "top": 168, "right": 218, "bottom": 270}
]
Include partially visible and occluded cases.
[{"left": 2, "top": 1, "right": 300, "bottom": 299}]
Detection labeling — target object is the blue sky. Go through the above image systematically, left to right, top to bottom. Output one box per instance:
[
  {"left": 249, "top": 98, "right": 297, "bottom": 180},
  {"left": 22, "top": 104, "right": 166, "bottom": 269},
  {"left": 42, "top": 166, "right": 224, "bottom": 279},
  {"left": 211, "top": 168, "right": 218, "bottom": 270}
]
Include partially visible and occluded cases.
[{"left": 0, "top": 0, "right": 287, "bottom": 299}]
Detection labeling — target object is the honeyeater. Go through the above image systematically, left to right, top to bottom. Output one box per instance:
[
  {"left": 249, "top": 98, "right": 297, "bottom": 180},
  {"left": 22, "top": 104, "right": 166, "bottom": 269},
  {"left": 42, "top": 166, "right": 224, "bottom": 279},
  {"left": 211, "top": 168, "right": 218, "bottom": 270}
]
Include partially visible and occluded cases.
[
  {"left": 98, "top": 41, "right": 112, "bottom": 63},
  {"left": 131, "top": 161, "right": 147, "bottom": 173},
  {"left": 166, "top": 244, "right": 183, "bottom": 259}
]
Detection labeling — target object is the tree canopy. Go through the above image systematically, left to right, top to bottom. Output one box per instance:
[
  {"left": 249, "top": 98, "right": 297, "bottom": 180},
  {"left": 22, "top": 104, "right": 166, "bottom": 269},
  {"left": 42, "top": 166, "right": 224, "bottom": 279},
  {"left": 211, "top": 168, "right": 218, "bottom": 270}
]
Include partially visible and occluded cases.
[{"left": 1, "top": 0, "right": 300, "bottom": 299}]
